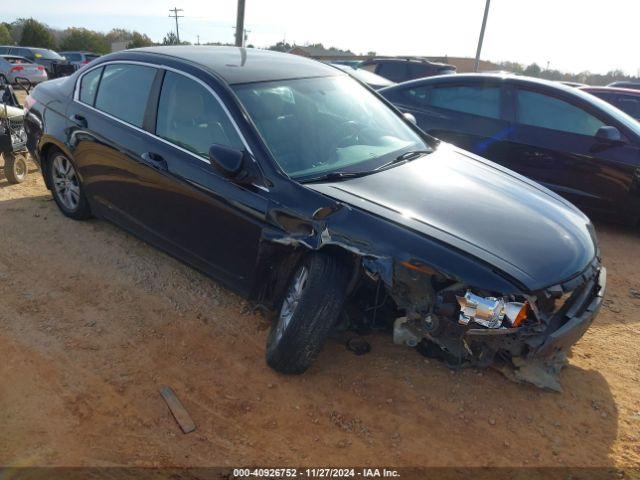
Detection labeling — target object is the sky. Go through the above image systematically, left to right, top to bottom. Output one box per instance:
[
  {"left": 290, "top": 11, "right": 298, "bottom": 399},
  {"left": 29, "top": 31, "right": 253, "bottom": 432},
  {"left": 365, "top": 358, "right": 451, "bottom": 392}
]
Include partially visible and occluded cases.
[{"left": 8, "top": 0, "right": 640, "bottom": 75}]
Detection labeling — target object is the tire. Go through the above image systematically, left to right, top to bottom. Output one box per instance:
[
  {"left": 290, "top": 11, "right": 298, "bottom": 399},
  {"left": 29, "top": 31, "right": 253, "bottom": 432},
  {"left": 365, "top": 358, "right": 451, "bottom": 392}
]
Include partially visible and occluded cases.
[
  {"left": 46, "top": 149, "right": 92, "bottom": 220},
  {"left": 3, "top": 152, "right": 27, "bottom": 184},
  {"left": 266, "top": 252, "right": 351, "bottom": 374}
]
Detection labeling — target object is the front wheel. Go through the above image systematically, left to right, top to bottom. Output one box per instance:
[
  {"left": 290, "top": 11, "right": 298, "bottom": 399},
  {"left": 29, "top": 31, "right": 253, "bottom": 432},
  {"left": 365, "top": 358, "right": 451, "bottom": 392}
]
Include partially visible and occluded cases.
[
  {"left": 47, "top": 150, "right": 92, "bottom": 220},
  {"left": 3, "top": 152, "right": 27, "bottom": 184},
  {"left": 266, "top": 252, "right": 351, "bottom": 374}
]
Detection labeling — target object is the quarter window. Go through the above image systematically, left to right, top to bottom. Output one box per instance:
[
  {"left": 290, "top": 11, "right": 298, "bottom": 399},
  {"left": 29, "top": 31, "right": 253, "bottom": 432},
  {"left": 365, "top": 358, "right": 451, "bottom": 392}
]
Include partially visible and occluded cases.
[
  {"left": 94, "top": 64, "right": 156, "bottom": 128},
  {"left": 79, "top": 67, "right": 102, "bottom": 106},
  {"left": 155, "top": 71, "right": 244, "bottom": 157},
  {"left": 427, "top": 85, "right": 501, "bottom": 119},
  {"left": 516, "top": 90, "right": 604, "bottom": 136}
]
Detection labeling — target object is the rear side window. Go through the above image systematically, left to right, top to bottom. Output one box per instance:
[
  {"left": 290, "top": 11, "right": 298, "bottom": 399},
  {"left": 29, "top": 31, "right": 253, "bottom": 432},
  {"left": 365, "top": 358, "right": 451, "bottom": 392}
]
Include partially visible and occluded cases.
[
  {"left": 0, "top": 47, "right": 10, "bottom": 54},
  {"left": 12, "top": 48, "right": 34, "bottom": 60},
  {"left": 377, "top": 62, "right": 407, "bottom": 82},
  {"left": 407, "top": 63, "right": 429, "bottom": 79},
  {"left": 94, "top": 64, "right": 156, "bottom": 128},
  {"left": 79, "top": 67, "right": 103, "bottom": 106},
  {"left": 155, "top": 71, "right": 244, "bottom": 157},
  {"left": 427, "top": 85, "right": 501, "bottom": 119},
  {"left": 516, "top": 90, "right": 604, "bottom": 136}
]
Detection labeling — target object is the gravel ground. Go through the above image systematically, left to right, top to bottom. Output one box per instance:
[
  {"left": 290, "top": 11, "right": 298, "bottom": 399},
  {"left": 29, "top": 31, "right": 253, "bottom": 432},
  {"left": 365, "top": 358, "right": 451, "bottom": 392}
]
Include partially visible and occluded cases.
[{"left": 0, "top": 104, "right": 639, "bottom": 468}]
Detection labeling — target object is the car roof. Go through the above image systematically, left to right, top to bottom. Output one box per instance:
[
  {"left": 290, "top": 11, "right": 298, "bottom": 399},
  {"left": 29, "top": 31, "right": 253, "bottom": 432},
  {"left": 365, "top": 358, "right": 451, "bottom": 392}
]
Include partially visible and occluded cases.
[
  {"left": 130, "top": 46, "right": 343, "bottom": 85},
  {"left": 381, "top": 72, "right": 583, "bottom": 93},
  {"left": 583, "top": 86, "right": 640, "bottom": 95}
]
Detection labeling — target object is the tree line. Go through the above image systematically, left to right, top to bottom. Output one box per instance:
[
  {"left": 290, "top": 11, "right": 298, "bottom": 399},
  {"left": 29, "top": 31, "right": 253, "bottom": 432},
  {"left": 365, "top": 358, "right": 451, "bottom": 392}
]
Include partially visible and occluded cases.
[
  {"left": 1, "top": 18, "right": 637, "bottom": 86},
  {"left": 497, "top": 61, "right": 639, "bottom": 88}
]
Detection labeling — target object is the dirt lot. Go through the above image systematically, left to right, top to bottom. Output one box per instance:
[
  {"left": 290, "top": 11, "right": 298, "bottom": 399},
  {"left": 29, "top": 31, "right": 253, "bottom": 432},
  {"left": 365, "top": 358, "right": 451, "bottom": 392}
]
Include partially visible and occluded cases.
[{"left": 0, "top": 123, "right": 639, "bottom": 467}]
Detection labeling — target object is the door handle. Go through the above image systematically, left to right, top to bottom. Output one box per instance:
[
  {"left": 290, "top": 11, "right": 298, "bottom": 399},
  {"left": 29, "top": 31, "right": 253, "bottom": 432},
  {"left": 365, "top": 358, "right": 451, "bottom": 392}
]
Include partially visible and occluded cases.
[
  {"left": 71, "top": 114, "right": 87, "bottom": 128},
  {"left": 140, "top": 151, "right": 168, "bottom": 171}
]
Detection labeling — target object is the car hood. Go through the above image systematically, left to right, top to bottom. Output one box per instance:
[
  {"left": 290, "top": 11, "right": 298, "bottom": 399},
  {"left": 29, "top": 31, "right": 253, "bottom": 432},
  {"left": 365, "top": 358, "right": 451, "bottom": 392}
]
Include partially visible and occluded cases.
[{"left": 306, "top": 144, "right": 597, "bottom": 291}]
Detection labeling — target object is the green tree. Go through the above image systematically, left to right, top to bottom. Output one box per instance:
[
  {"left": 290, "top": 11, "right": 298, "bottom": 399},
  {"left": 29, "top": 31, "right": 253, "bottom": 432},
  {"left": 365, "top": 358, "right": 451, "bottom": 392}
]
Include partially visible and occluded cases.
[
  {"left": 19, "top": 18, "right": 56, "bottom": 49},
  {"left": 0, "top": 23, "right": 12, "bottom": 44},
  {"left": 60, "top": 28, "right": 109, "bottom": 54},
  {"left": 127, "top": 31, "right": 154, "bottom": 49},
  {"left": 162, "top": 31, "right": 179, "bottom": 45},
  {"left": 267, "top": 41, "right": 293, "bottom": 52},
  {"left": 523, "top": 63, "right": 542, "bottom": 77}
]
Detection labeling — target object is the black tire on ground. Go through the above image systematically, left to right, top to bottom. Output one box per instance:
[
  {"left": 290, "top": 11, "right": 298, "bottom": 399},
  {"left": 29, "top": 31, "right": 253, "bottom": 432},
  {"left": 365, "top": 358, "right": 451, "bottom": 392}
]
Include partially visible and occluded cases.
[
  {"left": 46, "top": 149, "right": 92, "bottom": 220},
  {"left": 3, "top": 152, "right": 27, "bottom": 184},
  {"left": 266, "top": 252, "right": 351, "bottom": 374}
]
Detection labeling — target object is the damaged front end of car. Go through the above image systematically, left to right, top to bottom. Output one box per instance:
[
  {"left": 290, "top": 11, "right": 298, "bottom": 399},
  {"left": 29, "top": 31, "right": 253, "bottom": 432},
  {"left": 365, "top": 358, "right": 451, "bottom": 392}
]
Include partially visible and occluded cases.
[
  {"left": 252, "top": 192, "right": 605, "bottom": 391},
  {"left": 386, "top": 255, "right": 606, "bottom": 391}
]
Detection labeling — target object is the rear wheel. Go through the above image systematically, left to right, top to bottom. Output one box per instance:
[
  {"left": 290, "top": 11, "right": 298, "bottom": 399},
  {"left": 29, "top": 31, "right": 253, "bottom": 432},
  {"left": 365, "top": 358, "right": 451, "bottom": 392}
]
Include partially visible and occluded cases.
[
  {"left": 47, "top": 150, "right": 92, "bottom": 220},
  {"left": 3, "top": 152, "right": 27, "bottom": 184},
  {"left": 266, "top": 252, "right": 351, "bottom": 374}
]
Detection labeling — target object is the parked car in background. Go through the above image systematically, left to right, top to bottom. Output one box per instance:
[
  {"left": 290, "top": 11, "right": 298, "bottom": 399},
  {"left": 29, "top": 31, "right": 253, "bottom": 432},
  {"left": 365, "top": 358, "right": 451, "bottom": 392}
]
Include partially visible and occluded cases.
[
  {"left": 0, "top": 46, "right": 73, "bottom": 78},
  {"left": 23, "top": 47, "right": 604, "bottom": 386},
  {"left": 60, "top": 51, "right": 101, "bottom": 69},
  {"left": 0, "top": 55, "right": 48, "bottom": 86},
  {"left": 359, "top": 57, "right": 456, "bottom": 83},
  {"left": 330, "top": 63, "right": 394, "bottom": 90},
  {"left": 380, "top": 74, "right": 640, "bottom": 223},
  {"left": 608, "top": 81, "right": 640, "bottom": 91},
  {"left": 581, "top": 86, "right": 640, "bottom": 121}
]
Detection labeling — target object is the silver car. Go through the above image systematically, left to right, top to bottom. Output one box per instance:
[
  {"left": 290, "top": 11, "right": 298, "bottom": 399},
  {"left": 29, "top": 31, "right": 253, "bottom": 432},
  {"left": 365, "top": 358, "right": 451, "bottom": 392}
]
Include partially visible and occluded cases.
[{"left": 0, "top": 55, "right": 48, "bottom": 86}]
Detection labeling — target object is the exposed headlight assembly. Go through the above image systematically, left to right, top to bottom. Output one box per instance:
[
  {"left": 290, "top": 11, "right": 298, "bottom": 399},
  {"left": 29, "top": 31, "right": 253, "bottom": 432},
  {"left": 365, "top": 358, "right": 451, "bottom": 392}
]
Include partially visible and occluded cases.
[{"left": 457, "top": 290, "right": 528, "bottom": 329}]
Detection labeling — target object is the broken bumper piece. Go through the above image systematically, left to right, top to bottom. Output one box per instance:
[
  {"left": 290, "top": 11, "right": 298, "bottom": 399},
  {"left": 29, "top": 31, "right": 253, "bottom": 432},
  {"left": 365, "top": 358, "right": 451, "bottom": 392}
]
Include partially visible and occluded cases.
[{"left": 503, "top": 267, "right": 607, "bottom": 391}]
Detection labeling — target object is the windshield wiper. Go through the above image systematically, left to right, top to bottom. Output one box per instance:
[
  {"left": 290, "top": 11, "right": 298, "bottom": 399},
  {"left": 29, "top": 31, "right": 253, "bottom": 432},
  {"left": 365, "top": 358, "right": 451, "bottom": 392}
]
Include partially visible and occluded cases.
[
  {"left": 374, "top": 149, "right": 431, "bottom": 171},
  {"left": 299, "top": 170, "right": 372, "bottom": 184}
]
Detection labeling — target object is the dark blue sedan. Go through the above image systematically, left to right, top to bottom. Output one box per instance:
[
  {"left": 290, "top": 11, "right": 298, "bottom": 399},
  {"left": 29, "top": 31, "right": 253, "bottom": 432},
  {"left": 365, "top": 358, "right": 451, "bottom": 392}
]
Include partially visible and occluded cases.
[{"left": 380, "top": 74, "right": 640, "bottom": 224}]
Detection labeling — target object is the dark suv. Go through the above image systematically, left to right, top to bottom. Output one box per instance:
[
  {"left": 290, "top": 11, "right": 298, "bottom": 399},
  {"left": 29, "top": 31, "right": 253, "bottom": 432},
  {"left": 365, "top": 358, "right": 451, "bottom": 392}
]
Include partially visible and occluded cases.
[
  {"left": 0, "top": 46, "right": 73, "bottom": 78},
  {"left": 359, "top": 58, "right": 456, "bottom": 83}
]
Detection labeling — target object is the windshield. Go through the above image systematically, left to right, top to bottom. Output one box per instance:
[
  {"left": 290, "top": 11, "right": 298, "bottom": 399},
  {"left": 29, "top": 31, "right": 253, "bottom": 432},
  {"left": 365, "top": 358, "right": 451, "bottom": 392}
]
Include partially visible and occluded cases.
[
  {"left": 33, "top": 48, "right": 64, "bottom": 60},
  {"left": 233, "top": 75, "right": 430, "bottom": 180},
  {"left": 576, "top": 88, "right": 640, "bottom": 137}
]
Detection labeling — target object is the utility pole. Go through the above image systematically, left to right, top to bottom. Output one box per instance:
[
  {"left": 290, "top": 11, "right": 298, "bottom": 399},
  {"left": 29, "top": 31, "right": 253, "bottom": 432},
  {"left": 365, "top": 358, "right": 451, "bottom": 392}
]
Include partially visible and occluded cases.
[
  {"left": 235, "top": 0, "right": 246, "bottom": 47},
  {"left": 474, "top": 0, "right": 490, "bottom": 72},
  {"left": 169, "top": 7, "right": 184, "bottom": 43},
  {"left": 197, "top": 35, "right": 200, "bottom": 45}
]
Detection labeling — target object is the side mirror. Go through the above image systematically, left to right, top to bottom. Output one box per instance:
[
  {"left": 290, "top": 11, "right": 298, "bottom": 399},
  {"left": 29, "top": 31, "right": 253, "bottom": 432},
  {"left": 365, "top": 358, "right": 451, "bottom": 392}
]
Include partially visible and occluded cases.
[
  {"left": 403, "top": 112, "right": 417, "bottom": 125},
  {"left": 595, "top": 126, "right": 624, "bottom": 144},
  {"left": 208, "top": 144, "right": 244, "bottom": 177}
]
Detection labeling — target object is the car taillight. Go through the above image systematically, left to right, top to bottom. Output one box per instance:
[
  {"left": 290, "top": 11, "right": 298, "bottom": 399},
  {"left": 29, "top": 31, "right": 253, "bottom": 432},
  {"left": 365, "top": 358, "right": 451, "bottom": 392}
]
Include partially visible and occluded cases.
[
  {"left": 81, "top": 60, "right": 89, "bottom": 64},
  {"left": 10, "top": 66, "right": 24, "bottom": 72},
  {"left": 37, "top": 66, "right": 45, "bottom": 71}
]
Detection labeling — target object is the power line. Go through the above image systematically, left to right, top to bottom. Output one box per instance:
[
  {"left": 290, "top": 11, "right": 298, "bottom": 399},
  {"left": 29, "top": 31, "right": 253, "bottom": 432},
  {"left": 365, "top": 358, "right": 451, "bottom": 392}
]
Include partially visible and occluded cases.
[{"left": 169, "top": 7, "right": 184, "bottom": 43}]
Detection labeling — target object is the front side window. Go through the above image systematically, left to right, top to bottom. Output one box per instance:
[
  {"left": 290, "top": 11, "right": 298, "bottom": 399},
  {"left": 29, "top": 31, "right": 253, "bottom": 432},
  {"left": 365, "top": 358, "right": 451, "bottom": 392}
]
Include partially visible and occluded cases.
[
  {"left": 64, "top": 53, "right": 82, "bottom": 62},
  {"left": 94, "top": 64, "right": 156, "bottom": 127},
  {"left": 79, "top": 67, "right": 102, "bottom": 105},
  {"left": 156, "top": 71, "right": 244, "bottom": 157},
  {"left": 234, "top": 75, "right": 429, "bottom": 179},
  {"left": 427, "top": 85, "right": 501, "bottom": 119},
  {"left": 516, "top": 90, "right": 604, "bottom": 136}
]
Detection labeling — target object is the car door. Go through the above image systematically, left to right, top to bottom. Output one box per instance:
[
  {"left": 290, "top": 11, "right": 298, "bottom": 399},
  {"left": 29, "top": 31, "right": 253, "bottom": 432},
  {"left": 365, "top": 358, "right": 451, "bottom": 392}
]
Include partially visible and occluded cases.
[
  {"left": 68, "top": 62, "right": 163, "bottom": 237},
  {"left": 124, "top": 69, "right": 268, "bottom": 293},
  {"left": 388, "top": 81, "right": 512, "bottom": 165},
  {"left": 507, "top": 86, "right": 640, "bottom": 218}
]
